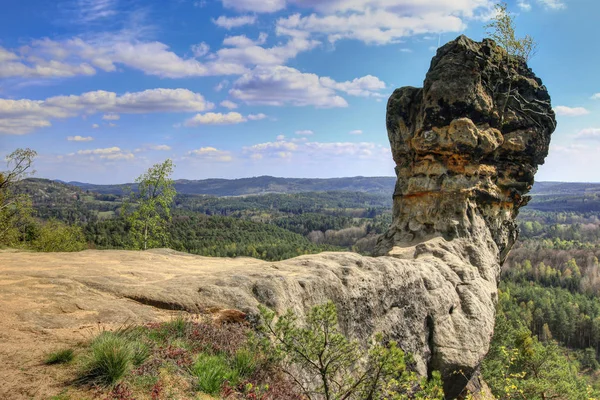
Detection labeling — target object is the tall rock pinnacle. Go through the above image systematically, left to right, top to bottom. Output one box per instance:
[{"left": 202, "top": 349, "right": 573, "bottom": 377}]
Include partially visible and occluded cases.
[{"left": 377, "top": 35, "right": 556, "bottom": 263}]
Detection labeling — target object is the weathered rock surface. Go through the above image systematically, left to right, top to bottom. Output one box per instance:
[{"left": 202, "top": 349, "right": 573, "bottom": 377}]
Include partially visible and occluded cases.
[{"left": 0, "top": 36, "right": 554, "bottom": 399}]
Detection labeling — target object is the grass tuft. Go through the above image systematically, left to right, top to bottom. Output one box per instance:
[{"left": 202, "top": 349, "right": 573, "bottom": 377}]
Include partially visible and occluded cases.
[
  {"left": 78, "top": 332, "right": 138, "bottom": 386},
  {"left": 45, "top": 348, "right": 75, "bottom": 365},
  {"left": 192, "top": 353, "right": 234, "bottom": 395}
]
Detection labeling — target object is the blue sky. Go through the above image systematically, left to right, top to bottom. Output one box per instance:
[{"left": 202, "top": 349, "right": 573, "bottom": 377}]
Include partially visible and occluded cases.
[{"left": 0, "top": 0, "right": 598, "bottom": 183}]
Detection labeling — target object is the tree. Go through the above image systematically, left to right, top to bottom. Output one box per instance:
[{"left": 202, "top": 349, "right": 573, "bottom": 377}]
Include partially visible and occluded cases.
[
  {"left": 485, "top": 2, "right": 538, "bottom": 124},
  {"left": 0, "top": 148, "right": 37, "bottom": 246},
  {"left": 125, "top": 159, "right": 176, "bottom": 250},
  {"left": 259, "top": 302, "right": 444, "bottom": 400}
]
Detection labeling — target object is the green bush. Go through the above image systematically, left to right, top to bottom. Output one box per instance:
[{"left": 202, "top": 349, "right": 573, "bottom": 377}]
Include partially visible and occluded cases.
[
  {"left": 31, "top": 219, "right": 87, "bottom": 252},
  {"left": 45, "top": 348, "right": 75, "bottom": 365}
]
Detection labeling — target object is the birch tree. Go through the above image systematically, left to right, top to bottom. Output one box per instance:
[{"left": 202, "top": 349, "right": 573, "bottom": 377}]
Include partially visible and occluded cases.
[
  {"left": 0, "top": 148, "right": 37, "bottom": 246},
  {"left": 126, "top": 159, "right": 176, "bottom": 250}
]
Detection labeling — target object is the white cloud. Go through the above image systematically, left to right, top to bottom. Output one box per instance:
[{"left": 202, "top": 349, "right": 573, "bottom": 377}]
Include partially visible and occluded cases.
[
  {"left": 74, "top": 0, "right": 118, "bottom": 23},
  {"left": 221, "top": 0, "right": 286, "bottom": 13},
  {"left": 275, "top": 0, "right": 493, "bottom": 45},
  {"left": 517, "top": 0, "right": 532, "bottom": 11},
  {"left": 536, "top": 0, "right": 566, "bottom": 10},
  {"left": 212, "top": 15, "right": 258, "bottom": 29},
  {"left": 222, "top": 33, "right": 269, "bottom": 48},
  {"left": 214, "top": 35, "right": 320, "bottom": 68},
  {"left": 5, "top": 37, "right": 247, "bottom": 80},
  {"left": 191, "top": 42, "right": 210, "bottom": 58},
  {"left": 0, "top": 45, "right": 96, "bottom": 78},
  {"left": 230, "top": 66, "right": 348, "bottom": 107},
  {"left": 230, "top": 66, "right": 385, "bottom": 107},
  {"left": 320, "top": 74, "right": 386, "bottom": 97},
  {"left": 215, "top": 80, "right": 230, "bottom": 92},
  {"left": 0, "top": 88, "right": 213, "bottom": 134},
  {"left": 591, "top": 93, "right": 600, "bottom": 100},
  {"left": 220, "top": 100, "right": 239, "bottom": 109},
  {"left": 555, "top": 106, "right": 589, "bottom": 117},
  {"left": 183, "top": 112, "right": 246, "bottom": 126},
  {"left": 102, "top": 113, "right": 120, "bottom": 120},
  {"left": 248, "top": 113, "right": 267, "bottom": 120},
  {"left": 92, "top": 123, "right": 100, "bottom": 128},
  {"left": 575, "top": 128, "right": 600, "bottom": 141},
  {"left": 295, "top": 129, "right": 314, "bottom": 135},
  {"left": 349, "top": 129, "right": 363, "bottom": 135},
  {"left": 276, "top": 134, "right": 286, "bottom": 141},
  {"left": 67, "top": 135, "right": 94, "bottom": 141},
  {"left": 243, "top": 137, "right": 388, "bottom": 161},
  {"left": 244, "top": 141, "right": 299, "bottom": 156},
  {"left": 304, "top": 141, "right": 385, "bottom": 158},
  {"left": 149, "top": 144, "right": 172, "bottom": 151},
  {"left": 73, "top": 146, "right": 135, "bottom": 161},
  {"left": 78, "top": 146, "right": 121, "bottom": 155},
  {"left": 187, "top": 147, "right": 233, "bottom": 162}
]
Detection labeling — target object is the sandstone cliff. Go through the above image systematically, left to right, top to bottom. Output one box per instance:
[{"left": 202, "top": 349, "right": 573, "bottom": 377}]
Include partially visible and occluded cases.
[{"left": 0, "top": 36, "right": 555, "bottom": 399}]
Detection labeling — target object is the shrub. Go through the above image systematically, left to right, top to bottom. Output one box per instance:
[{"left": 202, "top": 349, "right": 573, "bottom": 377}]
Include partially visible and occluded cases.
[
  {"left": 31, "top": 219, "right": 87, "bottom": 252},
  {"left": 259, "top": 301, "right": 445, "bottom": 400},
  {"left": 45, "top": 348, "right": 75, "bottom": 365}
]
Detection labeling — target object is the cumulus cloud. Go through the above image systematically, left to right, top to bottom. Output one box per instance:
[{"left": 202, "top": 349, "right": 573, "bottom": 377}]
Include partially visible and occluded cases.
[
  {"left": 221, "top": 0, "right": 286, "bottom": 13},
  {"left": 273, "top": 0, "right": 493, "bottom": 45},
  {"left": 517, "top": 0, "right": 532, "bottom": 11},
  {"left": 536, "top": 0, "right": 566, "bottom": 10},
  {"left": 212, "top": 15, "right": 258, "bottom": 29},
  {"left": 214, "top": 34, "right": 320, "bottom": 68},
  {"left": 2, "top": 37, "right": 247, "bottom": 80},
  {"left": 191, "top": 42, "right": 210, "bottom": 58},
  {"left": 0, "top": 46, "right": 96, "bottom": 78},
  {"left": 230, "top": 66, "right": 384, "bottom": 107},
  {"left": 230, "top": 66, "right": 347, "bottom": 107},
  {"left": 320, "top": 75, "right": 386, "bottom": 97},
  {"left": 0, "top": 88, "right": 213, "bottom": 134},
  {"left": 591, "top": 93, "right": 600, "bottom": 100},
  {"left": 220, "top": 100, "right": 238, "bottom": 109},
  {"left": 555, "top": 106, "right": 590, "bottom": 117},
  {"left": 183, "top": 112, "right": 246, "bottom": 126},
  {"left": 102, "top": 113, "right": 120, "bottom": 120},
  {"left": 248, "top": 113, "right": 267, "bottom": 120},
  {"left": 92, "top": 123, "right": 100, "bottom": 128},
  {"left": 575, "top": 128, "right": 600, "bottom": 141},
  {"left": 295, "top": 129, "right": 314, "bottom": 135},
  {"left": 349, "top": 129, "right": 363, "bottom": 135},
  {"left": 67, "top": 135, "right": 94, "bottom": 141},
  {"left": 243, "top": 136, "right": 388, "bottom": 161},
  {"left": 149, "top": 144, "right": 171, "bottom": 151},
  {"left": 74, "top": 146, "right": 135, "bottom": 160},
  {"left": 187, "top": 147, "right": 233, "bottom": 162}
]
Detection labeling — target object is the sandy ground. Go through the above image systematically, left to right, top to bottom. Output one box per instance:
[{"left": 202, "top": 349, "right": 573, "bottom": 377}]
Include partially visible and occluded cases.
[{"left": 0, "top": 248, "right": 272, "bottom": 399}]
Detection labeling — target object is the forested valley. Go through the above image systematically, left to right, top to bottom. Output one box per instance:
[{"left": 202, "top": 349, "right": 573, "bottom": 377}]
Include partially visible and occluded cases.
[{"left": 7, "top": 174, "right": 600, "bottom": 398}]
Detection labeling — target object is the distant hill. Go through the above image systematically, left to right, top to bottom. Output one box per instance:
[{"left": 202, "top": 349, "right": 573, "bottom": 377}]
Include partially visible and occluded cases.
[
  {"left": 62, "top": 176, "right": 398, "bottom": 196},
  {"left": 33, "top": 177, "right": 600, "bottom": 198},
  {"left": 529, "top": 181, "right": 600, "bottom": 196}
]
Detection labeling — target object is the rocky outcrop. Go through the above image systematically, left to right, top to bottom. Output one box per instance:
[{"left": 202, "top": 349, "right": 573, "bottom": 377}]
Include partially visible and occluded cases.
[
  {"left": 377, "top": 35, "right": 555, "bottom": 260},
  {"left": 0, "top": 36, "right": 555, "bottom": 399}
]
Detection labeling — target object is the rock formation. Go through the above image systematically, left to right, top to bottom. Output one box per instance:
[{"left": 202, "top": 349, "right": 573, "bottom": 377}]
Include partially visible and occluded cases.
[{"left": 0, "top": 36, "right": 555, "bottom": 399}]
